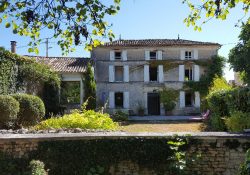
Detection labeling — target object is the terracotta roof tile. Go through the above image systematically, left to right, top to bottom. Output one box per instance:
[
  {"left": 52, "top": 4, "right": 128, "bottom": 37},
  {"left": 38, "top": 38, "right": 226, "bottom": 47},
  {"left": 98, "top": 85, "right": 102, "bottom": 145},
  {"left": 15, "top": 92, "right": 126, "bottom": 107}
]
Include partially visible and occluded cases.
[
  {"left": 101, "top": 39, "right": 221, "bottom": 47},
  {"left": 26, "top": 56, "right": 92, "bottom": 73}
]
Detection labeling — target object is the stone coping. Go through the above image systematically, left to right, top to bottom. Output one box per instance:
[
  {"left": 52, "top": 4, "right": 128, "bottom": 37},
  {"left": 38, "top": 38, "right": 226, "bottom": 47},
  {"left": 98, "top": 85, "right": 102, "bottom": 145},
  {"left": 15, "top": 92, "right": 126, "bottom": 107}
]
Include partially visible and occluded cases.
[{"left": 0, "top": 132, "right": 250, "bottom": 141}]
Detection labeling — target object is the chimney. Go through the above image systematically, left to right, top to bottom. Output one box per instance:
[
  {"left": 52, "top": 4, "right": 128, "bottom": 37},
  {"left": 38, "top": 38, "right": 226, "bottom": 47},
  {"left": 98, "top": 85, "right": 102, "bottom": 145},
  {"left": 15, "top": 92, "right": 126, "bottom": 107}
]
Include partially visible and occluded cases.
[{"left": 11, "top": 41, "right": 17, "bottom": 53}]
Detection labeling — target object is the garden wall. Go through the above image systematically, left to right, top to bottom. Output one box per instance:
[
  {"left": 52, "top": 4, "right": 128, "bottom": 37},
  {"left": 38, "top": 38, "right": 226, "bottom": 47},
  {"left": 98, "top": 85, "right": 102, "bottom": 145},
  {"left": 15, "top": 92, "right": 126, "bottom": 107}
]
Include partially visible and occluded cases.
[{"left": 0, "top": 132, "right": 249, "bottom": 175}]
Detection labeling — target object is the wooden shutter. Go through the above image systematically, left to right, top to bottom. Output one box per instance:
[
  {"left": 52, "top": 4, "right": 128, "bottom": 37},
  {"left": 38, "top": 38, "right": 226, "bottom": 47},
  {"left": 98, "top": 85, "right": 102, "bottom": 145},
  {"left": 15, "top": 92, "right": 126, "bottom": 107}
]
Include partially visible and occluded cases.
[
  {"left": 193, "top": 49, "right": 198, "bottom": 60},
  {"left": 110, "top": 50, "right": 115, "bottom": 61},
  {"left": 122, "top": 50, "right": 127, "bottom": 61},
  {"left": 145, "top": 50, "right": 150, "bottom": 60},
  {"left": 157, "top": 50, "right": 162, "bottom": 60},
  {"left": 180, "top": 50, "right": 185, "bottom": 60},
  {"left": 109, "top": 65, "right": 114, "bottom": 82},
  {"left": 124, "top": 65, "right": 129, "bottom": 82},
  {"left": 144, "top": 65, "right": 149, "bottom": 82},
  {"left": 158, "top": 65, "right": 164, "bottom": 83},
  {"left": 179, "top": 65, "right": 184, "bottom": 81},
  {"left": 193, "top": 65, "right": 200, "bottom": 81},
  {"left": 109, "top": 91, "right": 114, "bottom": 108},
  {"left": 179, "top": 91, "right": 185, "bottom": 108},
  {"left": 195, "top": 91, "right": 200, "bottom": 107},
  {"left": 123, "top": 92, "right": 129, "bottom": 108}
]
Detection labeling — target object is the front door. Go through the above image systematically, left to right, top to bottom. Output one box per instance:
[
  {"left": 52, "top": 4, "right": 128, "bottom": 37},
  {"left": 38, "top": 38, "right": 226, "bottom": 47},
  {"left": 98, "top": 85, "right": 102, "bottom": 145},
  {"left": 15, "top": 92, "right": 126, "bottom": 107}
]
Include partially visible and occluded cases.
[{"left": 147, "top": 93, "right": 160, "bottom": 115}]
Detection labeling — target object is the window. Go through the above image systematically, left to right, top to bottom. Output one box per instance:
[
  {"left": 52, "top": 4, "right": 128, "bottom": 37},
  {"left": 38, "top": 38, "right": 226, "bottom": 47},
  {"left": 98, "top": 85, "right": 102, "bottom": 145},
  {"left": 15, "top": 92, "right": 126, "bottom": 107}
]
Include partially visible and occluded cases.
[
  {"left": 115, "top": 51, "right": 122, "bottom": 60},
  {"left": 150, "top": 51, "right": 157, "bottom": 60},
  {"left": 185, "top": 51, "right": 192, "bottom": 59},
  {"left": 115, "top": 66, "right": 124, "bottom": 82},
  {"left": 149, "top": 66, "right": 158, "bottom": 81},
  {"left": 185, "top": 66, "right": 193, "bottom": 81},
  {"left": 60, "top": 81, "right": 80, "bottom": 104},
  {"left": 115, "top": 92, "right": 123, "bottom": 108},
  {"left": 185, "top": 92, "right": 194, "bottom": 107}
]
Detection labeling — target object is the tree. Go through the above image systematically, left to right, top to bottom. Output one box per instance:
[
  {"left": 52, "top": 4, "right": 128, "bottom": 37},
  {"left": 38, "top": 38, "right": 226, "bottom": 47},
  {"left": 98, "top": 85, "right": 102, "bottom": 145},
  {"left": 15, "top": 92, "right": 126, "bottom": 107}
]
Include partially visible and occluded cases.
[
  {"left": 0, "top": 0, "right": 120, "bottom": 54},
  {"left": 183, "top": 0, "right": 250, "bottom": 31},
  {"left": 228, "top": 21, "right": 250, "bottom": 84},
  {"left": 83, "top": 62, "right": 96, "bottom": 110},
  {"left": 208, "top": 76, "right": 232, "bottom": 94}
]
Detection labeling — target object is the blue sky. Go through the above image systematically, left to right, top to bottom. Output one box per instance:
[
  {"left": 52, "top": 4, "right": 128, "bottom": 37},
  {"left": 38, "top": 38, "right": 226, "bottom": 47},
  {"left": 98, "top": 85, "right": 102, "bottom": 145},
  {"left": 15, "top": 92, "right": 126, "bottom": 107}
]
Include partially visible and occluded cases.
[{"left": 0, "top": 0, "right": 248, "bottom": 80}]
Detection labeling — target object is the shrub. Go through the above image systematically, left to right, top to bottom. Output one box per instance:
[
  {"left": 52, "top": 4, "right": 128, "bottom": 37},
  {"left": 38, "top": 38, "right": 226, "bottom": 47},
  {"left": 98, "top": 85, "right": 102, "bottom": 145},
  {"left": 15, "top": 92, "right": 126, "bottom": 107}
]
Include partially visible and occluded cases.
[
  {"left": 160, "top": 88, "right": 178, "bottom": 111},
  {"left": 12, "top": 94, "right": 45, "bottom": 126},
  {"left": 0, "top": 95, "right": 19, "bottom": 126},
  {"left": 34, "top": 110, "right": 118, "bottom": 130},
  {"left": 111, "top": 110, "right": 128, "bottom": 122},
  {"left": 225, "top": 111, "right": 250, "bottom": 132},
  {"left": 207, "top": 113, "right": 227, "bottom": 131},
  {"left": 29, "top": 160, "right": 47, "bottom": 175}
]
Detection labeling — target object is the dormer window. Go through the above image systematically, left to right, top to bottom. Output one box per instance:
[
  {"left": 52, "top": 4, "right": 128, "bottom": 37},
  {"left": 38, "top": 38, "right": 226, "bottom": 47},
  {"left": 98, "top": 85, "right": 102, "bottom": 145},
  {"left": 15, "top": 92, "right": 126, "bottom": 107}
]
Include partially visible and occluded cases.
[
  {"left": 115, "top": 51, "right": 122, "bottom": 60},
  {"left": 150, "top": 51, "right": 157, "bottom": 60},
  {"left": 185, "top": 51, "right": 192, "bottom": 59}
]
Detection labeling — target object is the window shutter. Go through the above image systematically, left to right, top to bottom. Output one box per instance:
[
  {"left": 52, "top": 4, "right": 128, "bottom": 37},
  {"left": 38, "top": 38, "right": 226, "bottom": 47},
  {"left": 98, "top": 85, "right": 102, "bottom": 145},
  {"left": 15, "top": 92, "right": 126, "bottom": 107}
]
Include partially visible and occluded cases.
[
  {"left": 193, "top": 49, "right": 198, "bottom": 60},
  {"left": 110, "top": 50, "right": 115, "bottom": 61},
  {"left": 122, "top": 50, "right": 127, "bottom": 61},
  {"left": 145, "top": 50, "right": 150, "bottom": 60},
  {"left": 157, "top": 50, "right": 162, "bottom": 60},
  {"left": 180, "top": 50, "right": 185, "bottom": 60},
  {"left": 109, "top": 65, "right": 114, "bottom": 82},
  {"left": 124, "top": 65, "right": 129, "bottom": 82},
  {"left": 144, "top": 65, "right": 149, "bottom": 82},
  {"left": 158, "top": 65, "right": 164, "bottom": 83},
  {"left": 179, "top": 65, "right": 184, "bottom": 81},
  {"left": 193, "top": 65, "right": 200, "bottom": 81},
  {"left": 109, "top": 91, "right": 114, "bottom": 108},
  {"left": 179, "top": 91, "right": 185, "bottom": 108},
  {"left": 194, "top": 91, "right": 200, "bottom": 107},
  {"left": 123, "top": 92, "right": 129, "bottom": 108}
]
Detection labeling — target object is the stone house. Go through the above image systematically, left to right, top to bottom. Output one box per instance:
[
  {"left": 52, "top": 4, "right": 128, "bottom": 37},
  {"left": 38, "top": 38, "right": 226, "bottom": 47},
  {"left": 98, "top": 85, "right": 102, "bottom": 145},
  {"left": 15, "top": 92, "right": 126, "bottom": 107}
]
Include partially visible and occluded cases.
[{"left": 92, "top": 39, "right": 221, "bottom": 116}]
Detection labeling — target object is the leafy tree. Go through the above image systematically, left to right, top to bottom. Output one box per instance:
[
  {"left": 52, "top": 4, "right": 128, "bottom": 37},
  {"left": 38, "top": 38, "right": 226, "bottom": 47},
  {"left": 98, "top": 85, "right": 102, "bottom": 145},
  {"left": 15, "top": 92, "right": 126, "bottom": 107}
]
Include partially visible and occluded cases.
[
  {"left": 0, "top": 0, "right": 120, "bottom": 54},
  {"left": 183, "top": 0, "right": 250, "bottom": 31},
  {"left": 228, "top": 21, "right": 250, "bottom": 84},
  {"left": 83, "top": 62, "right": 96, "bottom": 110},
  {"left": 208, "top": 76, "right": 232, "bottom": 94}
]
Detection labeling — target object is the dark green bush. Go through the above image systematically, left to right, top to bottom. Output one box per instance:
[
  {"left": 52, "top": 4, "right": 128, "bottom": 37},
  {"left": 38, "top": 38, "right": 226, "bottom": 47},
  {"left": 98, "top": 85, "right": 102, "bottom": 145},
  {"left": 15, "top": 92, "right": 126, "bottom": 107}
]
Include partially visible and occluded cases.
[
  {"left": 12, "top": 94, "right": 45, "bottom": 126},
  {"left": 0, "top": 95, "right": 19, "bottom": 127},
  {"left": 111, "top": 110, "right": 128, "bottom": 122},
  {"left": 225, "top": 111, "right": 250, "bottom": 132},
  {"left": 208, "top": 114, "right": 227, "bottom": 131},
  {"left": 29, "top": 160, "right": 47, "bottom": 175}
]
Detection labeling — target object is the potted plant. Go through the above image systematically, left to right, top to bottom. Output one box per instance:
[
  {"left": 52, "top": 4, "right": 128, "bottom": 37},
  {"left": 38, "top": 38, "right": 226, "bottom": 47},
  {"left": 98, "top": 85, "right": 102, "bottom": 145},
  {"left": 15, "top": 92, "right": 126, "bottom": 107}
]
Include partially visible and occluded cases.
[
  {"left": 160, "top": 87, "right": 178, "bottom": 116},
  {"left": 136, "top": 102, "right": 145, "bottom": 116}
]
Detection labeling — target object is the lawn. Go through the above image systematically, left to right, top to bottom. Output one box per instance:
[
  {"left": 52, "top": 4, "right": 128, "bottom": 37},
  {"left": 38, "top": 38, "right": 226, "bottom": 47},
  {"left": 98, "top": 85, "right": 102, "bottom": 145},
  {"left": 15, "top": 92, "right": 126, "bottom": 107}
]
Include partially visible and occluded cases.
[{"left": 119, "top": 121, "right": 202, "bottom": 132}]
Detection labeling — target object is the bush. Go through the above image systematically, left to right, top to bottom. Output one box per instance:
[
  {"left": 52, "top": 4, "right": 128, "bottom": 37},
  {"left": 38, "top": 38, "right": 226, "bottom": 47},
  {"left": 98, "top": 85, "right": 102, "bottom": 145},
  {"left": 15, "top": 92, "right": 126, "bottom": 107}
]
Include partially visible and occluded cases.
[
  {"left": 12, "top": 94, "right": 45, "bottom": 126},
  {"left": 0, "top": 95, "right": 19, "bottom": 126},
  {"left": 34, "top": 110, "right": 118, "bottom": 130},
  {"left": 111, "top": 110, "right": 128, "bottom": 122},
  {"left": 225, "top": 111, "right": 250, "bottom": 132},
  {"left": 208, "top": 114, "right": 227, "bottom": 131},
  {"left": 29, "top": 160, "right": 47, "bottom": 175}
]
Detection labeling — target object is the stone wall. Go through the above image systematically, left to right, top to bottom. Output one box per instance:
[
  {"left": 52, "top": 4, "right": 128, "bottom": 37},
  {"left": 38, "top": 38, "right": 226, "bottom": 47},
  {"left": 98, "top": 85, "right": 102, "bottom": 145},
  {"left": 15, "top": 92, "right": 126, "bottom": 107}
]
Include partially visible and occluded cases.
[{"left": 0, "top": 132, "right": 249, "bottom": 175}]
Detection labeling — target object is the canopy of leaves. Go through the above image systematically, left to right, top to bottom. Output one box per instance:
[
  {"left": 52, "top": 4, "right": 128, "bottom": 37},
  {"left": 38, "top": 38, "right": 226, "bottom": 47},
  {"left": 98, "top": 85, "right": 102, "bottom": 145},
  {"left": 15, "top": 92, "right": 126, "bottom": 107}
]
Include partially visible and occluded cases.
[
  {"left": 0, "top": 0, "right": 120, "bottom": 54},
  {"left": 183, "top": 0, "right": 250, "bottom": 31},
  {"left": 228, "top": 21, "right": 250, "bottom": 84},
  {"left": 208, "top": 76, "right": 232, "bottom": 94}
]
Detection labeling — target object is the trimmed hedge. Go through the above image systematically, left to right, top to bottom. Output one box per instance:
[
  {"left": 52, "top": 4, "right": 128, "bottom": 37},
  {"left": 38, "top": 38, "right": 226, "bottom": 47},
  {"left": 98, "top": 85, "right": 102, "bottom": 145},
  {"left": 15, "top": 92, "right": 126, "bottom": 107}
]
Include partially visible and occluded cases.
[
  {"left": 12, "top": 94, "right": 45, "bottom": 126},
  {"left": 0, "top": 95, "right": 19, "bottom": 125}
]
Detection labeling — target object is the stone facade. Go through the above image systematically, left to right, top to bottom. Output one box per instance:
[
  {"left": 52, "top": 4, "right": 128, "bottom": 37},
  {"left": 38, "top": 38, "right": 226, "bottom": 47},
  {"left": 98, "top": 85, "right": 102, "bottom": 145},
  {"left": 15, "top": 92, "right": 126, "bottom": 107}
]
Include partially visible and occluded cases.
[{"left": 92, "top": 40, "right": 220, "bottom": 115}]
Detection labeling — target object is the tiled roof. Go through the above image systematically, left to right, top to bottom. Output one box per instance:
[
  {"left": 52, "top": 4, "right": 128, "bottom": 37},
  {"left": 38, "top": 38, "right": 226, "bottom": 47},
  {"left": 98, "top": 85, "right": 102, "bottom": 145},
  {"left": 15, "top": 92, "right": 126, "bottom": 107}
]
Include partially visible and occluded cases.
[
  {"left": 102, "top": 39, "right": 221, "bottom": 47},
  {"left": 26, "top": 56, "right": 92, "bottom": 73}
]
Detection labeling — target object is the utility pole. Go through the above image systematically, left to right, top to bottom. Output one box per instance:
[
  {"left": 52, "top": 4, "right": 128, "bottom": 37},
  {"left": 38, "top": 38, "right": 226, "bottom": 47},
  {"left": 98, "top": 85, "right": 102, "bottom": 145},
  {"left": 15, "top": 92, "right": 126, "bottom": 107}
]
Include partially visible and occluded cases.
[{"left": 46, "top": 38, "right": 49, "bottom": 57}]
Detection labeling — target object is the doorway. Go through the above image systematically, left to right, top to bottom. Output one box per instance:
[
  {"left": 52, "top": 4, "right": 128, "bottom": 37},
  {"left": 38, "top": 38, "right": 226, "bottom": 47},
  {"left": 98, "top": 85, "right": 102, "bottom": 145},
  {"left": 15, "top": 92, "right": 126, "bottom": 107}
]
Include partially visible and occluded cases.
[{"left": 147, "top": 93, "right": 160, "bottom": 115}]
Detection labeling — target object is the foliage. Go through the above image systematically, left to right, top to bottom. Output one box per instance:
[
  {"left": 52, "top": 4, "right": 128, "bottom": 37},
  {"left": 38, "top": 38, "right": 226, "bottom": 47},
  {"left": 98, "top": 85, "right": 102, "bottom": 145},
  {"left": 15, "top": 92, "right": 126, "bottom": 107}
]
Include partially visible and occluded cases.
[
  {"left": 0, "top": 0, "right": 120, "bottom": 54},
  {"left": 183, "top": 0, "right": 250, "bottom": 31},
  {"left": 229, "top": 21, "right": 250, "bottom": 84},
  {"left": 84, "top": 62, "right": 96, "bottom": 110},
  {"left": 209, "top": 76, "right": 232, "bottom": 94},
  {"left": 60, "top": 81, "right": 81, "bottom": 104},
  {"left": 160, "top": 87, "right": 178, "bottom": 111},
  {"left": 12, "top": 94, "right": 45, "bottom": 127},
  {"left": 0, "top": 95, "right": 19, "bottom": 126},
  {"left": 34, "top": 110, "right": 118, "bottom": 130},
  {"left": 111, "top": 110, "right": 128, "bottom": 122},
  {"left": 225, "top": 111, "right": 250, "bottom": 132},
  {"left": 207, "top": 113, "right": 227, "bottom": 131},
  {"left": 238, "top": 149, "right": 250, "bottom": 175},
  {"left": 29, "top": 160, "right": 47, "bottom": 175}
]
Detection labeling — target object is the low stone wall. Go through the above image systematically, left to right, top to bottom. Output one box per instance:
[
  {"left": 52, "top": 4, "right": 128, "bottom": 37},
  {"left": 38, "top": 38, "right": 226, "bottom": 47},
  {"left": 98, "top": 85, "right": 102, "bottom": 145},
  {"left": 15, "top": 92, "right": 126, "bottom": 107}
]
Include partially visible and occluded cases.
[{"left": 0, "top": 132, "right": 249, "bottom": 175}]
